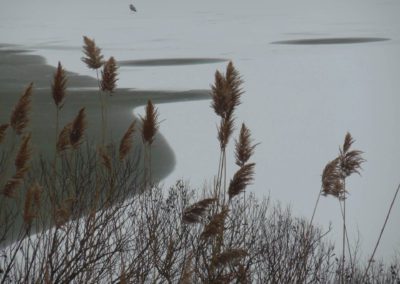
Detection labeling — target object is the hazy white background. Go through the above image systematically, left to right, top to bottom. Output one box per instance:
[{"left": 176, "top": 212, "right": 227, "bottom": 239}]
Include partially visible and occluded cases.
[{"left": 1, "top": 0, "right": 400, "bottom": 259}]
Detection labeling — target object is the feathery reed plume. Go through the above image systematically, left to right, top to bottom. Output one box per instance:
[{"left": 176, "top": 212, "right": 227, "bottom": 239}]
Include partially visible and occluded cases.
[
  {"left": 81, "top": 36, "right": 104, "bottom": 70},
  {"left": 101, "top": 56, "right": 118, "bottom": 93},
  {"left": 51, "top": 61, "right": 67, "bottom": 109},
  {"left": 224, "top": 61, "right": 243, "bottom": 116},
  {"left": 211, "top": 62, "right": 243, "bottom": 119},
  {"left": 211, "top": 70, "right": 228, "bottom": 118},
  {"left": 10, "top": 82, "right": 33, "bottom": 135},
  {"left": 141, "top": 100, "right": 159, "bottom": 145},
  {"left": 70, "top": 108, "right": 87, "bottom": 149},
  {"left": 119, "top": 120, "right": 136, "bottom": 160},
  {"left": 0, "top": 123, "right": 9, "bottom": 144},
  {"left": 57, "top": 123, "right": 72, "bottom": 153},
  {"left": 235, "top": 123, "right": 257, "bottom": 167},
  {"left": 339, "top": 132, "right": 365, "bottom": 178},
  {"left": 15, "top": 133, "right": 32, "bottom": 173},
  {"left": 98, "top": 146, "right": 112, "bottom": 172},
  {"left": 321, "top": 157, "right": 344, "bottom": 199},
  {"left": 228, "top": 163, "right": 255, "bottom": 200},
  {"left": 2, "top": 175, "right": 22, "bottom": 198},
  {"left": 23, "top": 183, "right": 41, "bottom": 226},
  {"left": 54, "top": 197, "right": 75, "bottom": 227},
  {"left": 182, "top": 198, "right": 217, "bottom": 224},
  {"left": 201, "top": 208, "right": 229, "bottom": 239},
  {"left": 212, "top": 248, "right": 248, "bottom": 267}
]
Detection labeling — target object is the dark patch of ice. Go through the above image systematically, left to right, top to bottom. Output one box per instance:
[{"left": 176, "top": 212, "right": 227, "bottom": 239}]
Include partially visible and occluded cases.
[{"left": 271, "top": 37, "right": 390, "bottom": 45}]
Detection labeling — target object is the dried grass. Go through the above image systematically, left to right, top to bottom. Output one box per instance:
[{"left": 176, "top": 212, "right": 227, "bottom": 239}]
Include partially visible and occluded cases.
[
  {"left": 57, "top": 123, "right": 72, "bottom": 153},
  {"left": 15, "top": 133, "right": 32, "bottom": 173},
  {"left": 201, "top": 208, "right": 229, "bottom": 239},
  {"left": 213, "top": 248, "right": 248, "bottom": 267}
]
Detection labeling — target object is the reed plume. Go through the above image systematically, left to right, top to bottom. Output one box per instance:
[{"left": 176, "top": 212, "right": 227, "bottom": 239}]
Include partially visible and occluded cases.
[
  {"left": 81, "top": 36, "right": 104, "bottom": 70},
  {"left": 101, "top": 56, "right": 118, "bottom": 93},
  {"left": 51, "top": 61, "right": 67, "bottom": 109},
  {"left": 211, "top": 61, "right": 243, "bottom": 119},
  {"left": 10, "top": 82, "right": 33, "bottom": 135},
  {"left": 141, "top": 100, "right": 159, "bottom": 145},
  {"left": 70, "top": 108, "right": 87, "bottom": 149},
  {"left": 218, "top": 115, "right": 234, "bottom": 150},
  {"left": 119, "top": 120, "right": 136, "bottom": 161},
  {"left": 0, "top": 123, "right": 9, "bottom": 144},
  {"left": 57, "top": 123, "right": 72, "bottom": 153},
  {"left": 235, "top": 123, "right": 256, "bottom": 167},
  {"left": 339, "top": 132, "right": 365, "bottom": 178},
  {"left": 15, "top": 133, "right": 32, "bottom": 173},
  {"left": 321, "top": 157, "right": 344, "bottom": 199},
  {"left": 228, "top": 163, "right": 255, "bottom": 200},
  {"left": 2, "top": 174, "right": 23, "bottom": 198},
  {"left": 182, "top": 198, "right": 217, "bottom": 224},
  {"left": 201, "top": 208, "right": 229, "bottom": 239}
]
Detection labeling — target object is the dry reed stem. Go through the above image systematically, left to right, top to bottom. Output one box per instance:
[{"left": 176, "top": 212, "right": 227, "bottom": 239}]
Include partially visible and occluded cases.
[
  {"left": 82, "top": 36, "right": 104, "bottom": 70},
  {"left": 101, "top": 56, "right": 118, "bottom": 93},
  {"left": 51, "top": 61, "right": 67, "bottom": 109},
  {"left": 10, "top": 82, "right": 33, "bottom": 135},
  {"left": 141, "top": 100, "right": 159, "bottom": 145},
  {"left": 70, "top": 108, "right": 87, "bottom": 149},
  {"left": 119, "top": 120, "right": 136, "bottom": 161},
  {"left": 57, "top": 122, "right": 72, "bottom": 153},
  {"left": 0, "top": 123, "right": 8, "bottom": 144},
  {"left": 235, "top": 123, "right": 256, "bottom": 167},
  {"left": 15, "top": 133, "right": 32, "bottom": 172},
  {"left": 228, "top": 163, "right": 255, "bottom": 200},
  {"left": 23, "top": 182, "right": 42, "bottom": 226},
  {"left": 182, "top": 198, "right": 217, "bottom": 224},
  {"left": 201, "top": 208, "right": 229, "bottom": 239},
  {"left": 212, "top": 248, "right": 248, "bottom": 267},
  {"left": 180, "top": 252, "right": 193, "bottom": 284}
]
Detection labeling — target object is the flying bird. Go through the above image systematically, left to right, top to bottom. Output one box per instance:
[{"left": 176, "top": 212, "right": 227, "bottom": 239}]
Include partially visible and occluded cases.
[{"left": 129, "top": 4, "right": 137, "bottom": 12}]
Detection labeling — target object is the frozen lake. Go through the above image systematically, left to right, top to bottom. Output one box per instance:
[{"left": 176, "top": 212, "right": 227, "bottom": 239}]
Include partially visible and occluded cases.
[{"left": 1, "top": 0, "right": 400, "bottom": 259}]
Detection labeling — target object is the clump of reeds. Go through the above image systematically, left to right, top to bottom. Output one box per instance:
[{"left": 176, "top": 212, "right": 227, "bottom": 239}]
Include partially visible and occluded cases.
[
  {"left": 10, "top": 82, "right": 33, "bottom": 135},
  {"left": 319, "top": 132, "right": 365, "bottom": 283}
]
